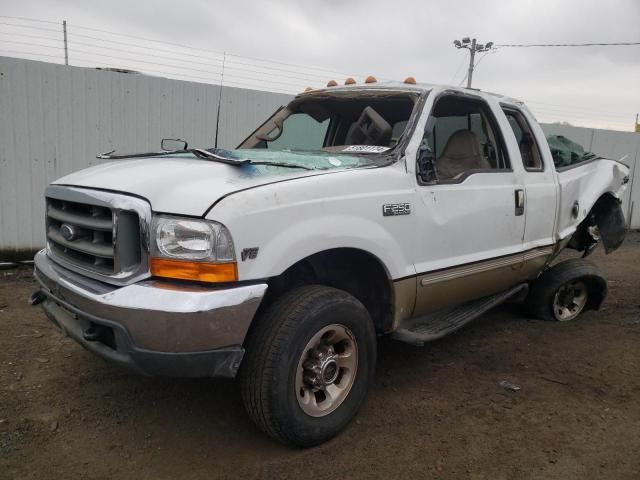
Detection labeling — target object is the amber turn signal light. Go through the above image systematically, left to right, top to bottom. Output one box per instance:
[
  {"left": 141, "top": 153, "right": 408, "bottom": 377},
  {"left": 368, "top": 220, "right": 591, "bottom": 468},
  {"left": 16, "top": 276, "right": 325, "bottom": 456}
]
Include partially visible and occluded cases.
[{"left": 150, "top": 257, "right": 238, "bottom": 283}]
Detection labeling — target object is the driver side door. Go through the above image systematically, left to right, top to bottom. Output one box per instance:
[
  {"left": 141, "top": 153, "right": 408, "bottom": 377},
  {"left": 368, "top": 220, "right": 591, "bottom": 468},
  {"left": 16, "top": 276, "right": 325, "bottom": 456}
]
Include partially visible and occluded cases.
[{"left": 411, "top": 92, "right": 526, "bottom": 315}]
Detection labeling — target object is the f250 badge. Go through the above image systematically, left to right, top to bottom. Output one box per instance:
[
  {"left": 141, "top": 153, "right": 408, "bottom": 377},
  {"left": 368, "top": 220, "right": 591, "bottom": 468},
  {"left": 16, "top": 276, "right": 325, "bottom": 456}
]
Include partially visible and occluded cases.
[
  {"left": 382, "top": 203, "right": 411, "bottom": 216},
  {"left": 241, "top": 247, "right": 259, "bottom": 261}
]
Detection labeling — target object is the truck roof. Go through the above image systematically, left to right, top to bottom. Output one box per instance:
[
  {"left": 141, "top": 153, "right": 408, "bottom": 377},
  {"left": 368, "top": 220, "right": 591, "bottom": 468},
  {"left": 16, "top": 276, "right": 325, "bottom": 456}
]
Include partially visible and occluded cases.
[{"left": 297, "top": 80, "right": 525, "bottom": 107}]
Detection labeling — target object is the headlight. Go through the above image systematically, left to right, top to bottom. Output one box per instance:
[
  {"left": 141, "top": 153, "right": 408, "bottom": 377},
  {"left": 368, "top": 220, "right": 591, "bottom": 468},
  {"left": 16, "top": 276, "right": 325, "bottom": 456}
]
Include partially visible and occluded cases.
[
  {"left": 150, "top": 216, "right": 237, "bottom": 282},
  {"left": 153, "top": 217, "right": 235, "bottom": 261}
]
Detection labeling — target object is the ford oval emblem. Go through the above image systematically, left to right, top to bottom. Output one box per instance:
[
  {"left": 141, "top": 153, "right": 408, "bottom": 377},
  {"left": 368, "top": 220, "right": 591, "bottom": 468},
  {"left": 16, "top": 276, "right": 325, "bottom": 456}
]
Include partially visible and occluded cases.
[{"left": 60, "top": 223, "right": 76, "bottom": 241}]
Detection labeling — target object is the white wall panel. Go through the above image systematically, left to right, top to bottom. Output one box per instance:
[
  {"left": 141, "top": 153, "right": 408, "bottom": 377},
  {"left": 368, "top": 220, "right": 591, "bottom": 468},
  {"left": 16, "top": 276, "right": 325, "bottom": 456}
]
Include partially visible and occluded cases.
[
  {"left": 1, "top": 56, "right": 638, "bottom": 259},
  {"left": 0, "top": 57, "right": 292, "bottom": 259}
]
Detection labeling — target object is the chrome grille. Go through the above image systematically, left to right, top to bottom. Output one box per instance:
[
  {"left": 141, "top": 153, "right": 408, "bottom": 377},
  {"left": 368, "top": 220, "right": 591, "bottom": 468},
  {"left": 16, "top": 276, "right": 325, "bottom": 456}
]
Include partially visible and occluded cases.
[
  {"left": 44, "top": 186, "right": 151, "bottom": 285},
  {"left": 46, "top": 198, "right": 116, "bottom": 274}
]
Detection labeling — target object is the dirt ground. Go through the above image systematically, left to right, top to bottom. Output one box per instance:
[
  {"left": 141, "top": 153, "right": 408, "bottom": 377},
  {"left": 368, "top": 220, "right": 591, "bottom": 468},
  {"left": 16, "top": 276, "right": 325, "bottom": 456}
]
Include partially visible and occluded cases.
[{"left": 1, "top": 235, "right": 640, "bottom": 480}]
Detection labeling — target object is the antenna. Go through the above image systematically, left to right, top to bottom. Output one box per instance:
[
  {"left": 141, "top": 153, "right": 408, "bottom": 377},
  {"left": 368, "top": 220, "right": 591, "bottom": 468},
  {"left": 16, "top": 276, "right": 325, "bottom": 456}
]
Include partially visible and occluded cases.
[{"left": 214, "top": 52, "right": 226, "bottom": 149}]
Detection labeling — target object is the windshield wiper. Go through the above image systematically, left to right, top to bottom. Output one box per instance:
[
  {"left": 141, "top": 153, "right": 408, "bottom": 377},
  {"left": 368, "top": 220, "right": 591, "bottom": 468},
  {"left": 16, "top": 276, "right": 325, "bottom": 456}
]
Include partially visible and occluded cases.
[
  {"left": 97, "top": 147, "right": 313, "bottom": 170},
  {"left": 191, "top": 148, "right": 313, "bottom": 170},
  {"left": 97, "top": 149, "right": 185, "bottom": 160}
]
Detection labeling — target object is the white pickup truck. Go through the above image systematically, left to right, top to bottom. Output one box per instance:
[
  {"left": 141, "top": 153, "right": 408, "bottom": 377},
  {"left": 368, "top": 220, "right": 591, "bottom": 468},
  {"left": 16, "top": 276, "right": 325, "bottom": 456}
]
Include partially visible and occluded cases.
[{"left": 31, "top": 80, "right": 630, "bottom": 447}]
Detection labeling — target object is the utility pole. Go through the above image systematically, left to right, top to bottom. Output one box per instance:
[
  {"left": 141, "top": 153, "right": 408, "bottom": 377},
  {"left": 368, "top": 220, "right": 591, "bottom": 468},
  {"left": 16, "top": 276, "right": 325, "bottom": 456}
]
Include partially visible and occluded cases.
[
  {"left": 62, "top": 20, "right": 69, "bottom": 65},
  {"left": 453, "top": 37, "right": 493, "bottom": 88},
  {"left": 466, "top": 38, "right": 476, "bottom": 88}
]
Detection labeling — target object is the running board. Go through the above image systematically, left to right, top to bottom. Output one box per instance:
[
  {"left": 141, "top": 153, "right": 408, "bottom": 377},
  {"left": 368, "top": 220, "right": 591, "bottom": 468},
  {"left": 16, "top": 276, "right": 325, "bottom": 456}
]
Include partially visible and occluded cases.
[{"left": 392, "top": 284, "right": 528, "bottom": 346}]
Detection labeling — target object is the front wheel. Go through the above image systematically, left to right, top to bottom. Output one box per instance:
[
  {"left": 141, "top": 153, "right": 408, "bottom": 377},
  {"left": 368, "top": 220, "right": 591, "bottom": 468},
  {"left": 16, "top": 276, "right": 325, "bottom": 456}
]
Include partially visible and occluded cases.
[{"left": 240, "top": 285, "right": 376, "bottom": 448}]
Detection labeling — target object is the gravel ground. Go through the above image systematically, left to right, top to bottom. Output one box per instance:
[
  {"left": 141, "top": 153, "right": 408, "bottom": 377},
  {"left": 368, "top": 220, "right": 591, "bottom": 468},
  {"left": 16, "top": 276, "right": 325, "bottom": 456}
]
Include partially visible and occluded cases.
[{"left": 1, "top": 234, "right": 640, "bottom": 479}]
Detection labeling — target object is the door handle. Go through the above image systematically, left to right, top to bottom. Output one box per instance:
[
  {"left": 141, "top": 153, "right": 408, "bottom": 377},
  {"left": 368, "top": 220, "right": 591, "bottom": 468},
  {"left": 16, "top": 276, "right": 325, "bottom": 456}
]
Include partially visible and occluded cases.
[{"left": 515, "top": 189, "right": 525, "bottom": 216}]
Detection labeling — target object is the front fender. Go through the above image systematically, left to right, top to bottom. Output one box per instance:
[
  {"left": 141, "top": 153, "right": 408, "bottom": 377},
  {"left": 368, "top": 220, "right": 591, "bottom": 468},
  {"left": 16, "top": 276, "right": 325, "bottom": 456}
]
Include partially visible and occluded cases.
[
  {"left": 207, "top": 166, "right": 417, "bottom": 281},
  {"left": 243, "top": 213, "right": 412, "bottom": 280}
]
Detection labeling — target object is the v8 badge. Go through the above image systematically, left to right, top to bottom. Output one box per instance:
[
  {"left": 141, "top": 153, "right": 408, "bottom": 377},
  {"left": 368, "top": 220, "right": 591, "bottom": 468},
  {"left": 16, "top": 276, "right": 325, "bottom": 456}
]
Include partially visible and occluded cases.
[{"left": 241, "top": 247, "right": 259, "bottom": 261}]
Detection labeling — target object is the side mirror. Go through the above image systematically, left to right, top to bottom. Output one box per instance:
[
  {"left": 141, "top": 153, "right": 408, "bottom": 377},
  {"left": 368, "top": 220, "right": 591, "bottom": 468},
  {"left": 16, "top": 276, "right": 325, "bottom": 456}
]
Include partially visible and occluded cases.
[
  {"left": 161, "top": 138, "right": 188, "bottom": 151},
  {"left": 417, "top": 138, "right": 437, "bottom": 184}
]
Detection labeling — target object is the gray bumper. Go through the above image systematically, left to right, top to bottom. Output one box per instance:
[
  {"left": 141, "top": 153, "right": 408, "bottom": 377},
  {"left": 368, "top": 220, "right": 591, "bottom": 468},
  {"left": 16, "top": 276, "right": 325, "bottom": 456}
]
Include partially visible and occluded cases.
[{"left": 33, "top": 250, "right": 267, "bottom": 377}]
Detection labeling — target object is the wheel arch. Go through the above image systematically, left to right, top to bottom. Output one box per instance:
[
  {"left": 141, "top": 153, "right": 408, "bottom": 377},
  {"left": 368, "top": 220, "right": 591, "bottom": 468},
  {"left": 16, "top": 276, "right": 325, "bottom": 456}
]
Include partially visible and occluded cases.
[
  {"left": 568, "top": 192, "right": 627, "bottom": 255},
  {"left": 250, "top": 247, "right": 395, "bottom": 338}
]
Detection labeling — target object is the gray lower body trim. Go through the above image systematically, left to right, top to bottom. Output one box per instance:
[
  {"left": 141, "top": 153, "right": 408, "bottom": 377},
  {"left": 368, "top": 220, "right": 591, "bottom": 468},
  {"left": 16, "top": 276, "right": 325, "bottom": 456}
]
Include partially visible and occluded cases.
[
  {"left": 401, "top": 245, "right": 555, "bottom": 321},
  {"left": 33, "top": 250, "right": 267, "bottom": 377},
  {"left": 41, "top": 300, "right": 244, "bottom": 377}
]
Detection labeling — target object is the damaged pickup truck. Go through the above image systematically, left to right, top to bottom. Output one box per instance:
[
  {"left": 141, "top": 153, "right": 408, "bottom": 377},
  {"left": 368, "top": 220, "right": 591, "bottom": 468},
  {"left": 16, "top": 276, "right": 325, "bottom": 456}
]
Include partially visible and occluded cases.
[{"left": 31, "top": 80, "right": 630, "bottom": 447}]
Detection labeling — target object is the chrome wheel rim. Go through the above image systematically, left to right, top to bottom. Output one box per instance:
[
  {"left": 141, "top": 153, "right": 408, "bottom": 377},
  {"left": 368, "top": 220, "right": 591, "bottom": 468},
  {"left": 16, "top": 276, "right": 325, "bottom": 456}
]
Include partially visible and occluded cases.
[
  {"left": 553, "top": 280, "right": 588, "bottom": 321},
  {"left": 295, "top": 324, "right": 358, "bottom": 417}
]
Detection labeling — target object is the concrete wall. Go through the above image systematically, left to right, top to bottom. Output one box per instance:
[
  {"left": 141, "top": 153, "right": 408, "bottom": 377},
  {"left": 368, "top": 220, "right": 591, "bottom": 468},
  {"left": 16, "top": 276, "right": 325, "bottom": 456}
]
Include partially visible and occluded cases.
[
  {"left": 1, "top": 56, "right": 639, "bottom": 260},
  {"left": 0, "top": 57, "right": 290, "bottom": 260}
]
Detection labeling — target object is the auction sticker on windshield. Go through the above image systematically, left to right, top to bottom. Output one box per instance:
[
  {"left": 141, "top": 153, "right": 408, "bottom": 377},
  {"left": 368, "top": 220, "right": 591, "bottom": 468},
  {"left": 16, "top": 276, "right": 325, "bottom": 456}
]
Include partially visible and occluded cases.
[{"left": 342, "top": 146, "right": 390, "bottom": 153}]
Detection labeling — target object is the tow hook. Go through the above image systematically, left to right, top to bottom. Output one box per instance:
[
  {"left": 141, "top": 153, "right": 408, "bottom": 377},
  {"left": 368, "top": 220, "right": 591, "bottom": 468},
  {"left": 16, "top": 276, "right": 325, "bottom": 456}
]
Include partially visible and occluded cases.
[
  {"left": 29, "top": 290, "right": 46, "bottom": 306},
  {"left": 83, "top": 325, "right": 107, "bottom": 342}
]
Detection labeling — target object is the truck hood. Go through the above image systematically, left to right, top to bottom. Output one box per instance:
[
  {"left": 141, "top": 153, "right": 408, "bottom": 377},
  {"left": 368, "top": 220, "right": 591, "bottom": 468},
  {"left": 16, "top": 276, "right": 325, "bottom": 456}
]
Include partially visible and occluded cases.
[{"left": 53, "top": 149, "right": 369, "bottom": 216}]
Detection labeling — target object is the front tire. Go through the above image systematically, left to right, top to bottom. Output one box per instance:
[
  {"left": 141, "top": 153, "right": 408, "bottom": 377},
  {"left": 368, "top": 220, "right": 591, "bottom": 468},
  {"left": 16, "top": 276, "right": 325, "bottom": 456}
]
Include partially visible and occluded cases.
[{"left": 240, "top": 285, "right": 376, "bottom": 448}]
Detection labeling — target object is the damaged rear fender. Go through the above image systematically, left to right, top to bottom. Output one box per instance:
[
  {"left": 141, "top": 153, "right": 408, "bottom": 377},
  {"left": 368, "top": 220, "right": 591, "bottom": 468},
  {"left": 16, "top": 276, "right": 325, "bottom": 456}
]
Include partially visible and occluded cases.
[{"left": 568, "top": 193, "right": 627, "bottom": 255}]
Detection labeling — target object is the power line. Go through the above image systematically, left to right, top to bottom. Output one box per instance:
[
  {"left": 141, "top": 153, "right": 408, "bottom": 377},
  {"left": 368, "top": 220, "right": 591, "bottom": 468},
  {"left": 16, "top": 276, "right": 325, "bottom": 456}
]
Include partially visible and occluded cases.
[
  {"left": 0, "top": 15, "right": 59, "bottom": 24},
  {"left": 0, "top": 17, "right": 363, "bottom": 85},
  {"left": 0, "top": 21, "right": 60, "bottom": 33},
  {"left": 0, "top": 22, "right": 354, "bottom": 91},
  {"left": 68, "top": 22, "right": 363, "bottom": 79},
  {"left": 0, "top": 30, "right": 61, "bottom": 42},
  {"left": 66, "top": 31, "right": 223, "bottom": 61},
  {"left": 66, "top": 35, "right": 342, "bottom": 83},
  {"left": 1, "top": 39, "right": 63, "bottom": 50},
  {"left": 496, "top": 42, "right": 640, "bottom": 48},
  {"left": 68, "top": 47, "right": 224, "bottom": 76},
  {"left": 449, "top": 49, "right": 468, "bottom": 84},
  {"left": 0, "top": 50, "right": 63, "bottom": 60}
]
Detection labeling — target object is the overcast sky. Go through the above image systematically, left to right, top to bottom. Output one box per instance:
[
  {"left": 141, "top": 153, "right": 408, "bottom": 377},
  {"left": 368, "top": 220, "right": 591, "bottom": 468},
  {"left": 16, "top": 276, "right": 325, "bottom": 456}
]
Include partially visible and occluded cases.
[{"left": 2, "top": 0, "right": 639, "bottom": 130}]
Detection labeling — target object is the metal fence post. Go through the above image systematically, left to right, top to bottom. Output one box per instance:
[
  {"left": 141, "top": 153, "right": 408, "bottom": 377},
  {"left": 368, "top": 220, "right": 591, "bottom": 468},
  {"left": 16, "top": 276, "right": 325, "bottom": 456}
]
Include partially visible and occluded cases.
[{"left": 62, "top": 20, "right": 68, "bottom": 65}]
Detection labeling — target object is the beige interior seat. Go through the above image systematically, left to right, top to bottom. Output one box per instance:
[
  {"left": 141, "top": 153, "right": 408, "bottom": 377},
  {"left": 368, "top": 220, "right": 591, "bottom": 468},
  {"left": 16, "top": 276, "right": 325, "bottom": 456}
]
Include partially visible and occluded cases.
[
  {"left": 436, "top": 129, "right": 491, "bottom": 179},
  {"left": 520, "top": 132, "right": 542, "bottom": 169}
]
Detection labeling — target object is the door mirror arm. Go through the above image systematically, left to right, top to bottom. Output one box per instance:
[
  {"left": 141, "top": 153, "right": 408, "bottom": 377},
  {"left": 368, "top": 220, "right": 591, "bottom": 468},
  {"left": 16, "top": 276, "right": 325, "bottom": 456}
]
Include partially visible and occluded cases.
[
  {"left": 416, "top": 118, "right": 438, "bottom": 184},
  {"left": 417, "top": 139, "right": 437, "bottom": 184}
]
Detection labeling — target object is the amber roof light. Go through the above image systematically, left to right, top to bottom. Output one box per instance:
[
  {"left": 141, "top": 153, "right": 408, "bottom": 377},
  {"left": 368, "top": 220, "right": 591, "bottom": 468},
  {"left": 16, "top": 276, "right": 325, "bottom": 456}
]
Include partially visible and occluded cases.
[
  {"left": 364, "top": 75, "right": 377, "bottom": 84},
  {"left": 404, "top": 76, "right": 417, "bottom": 84},
  {"left": 344, "top": 77, "right": 356, "bottom": 85},
  {"left": 326, "top": 80, "right": 338, "bottom": 87},
  {"left": 303, "top": 86, "right": 313, "bottom": 92}
]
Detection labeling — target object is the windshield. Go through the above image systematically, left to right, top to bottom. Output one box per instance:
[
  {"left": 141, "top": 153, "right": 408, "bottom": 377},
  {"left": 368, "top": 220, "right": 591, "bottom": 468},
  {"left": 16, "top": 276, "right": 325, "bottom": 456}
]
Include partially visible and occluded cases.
[{"left": 238, "top": 90, "right": 420, "bottom": 164}]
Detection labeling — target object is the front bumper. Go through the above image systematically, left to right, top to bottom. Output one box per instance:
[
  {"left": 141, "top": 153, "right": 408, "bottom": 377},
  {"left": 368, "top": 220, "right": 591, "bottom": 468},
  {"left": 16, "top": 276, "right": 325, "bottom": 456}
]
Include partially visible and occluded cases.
[{"left": 33, "top": 250, "right": 267, "bottom": 377}]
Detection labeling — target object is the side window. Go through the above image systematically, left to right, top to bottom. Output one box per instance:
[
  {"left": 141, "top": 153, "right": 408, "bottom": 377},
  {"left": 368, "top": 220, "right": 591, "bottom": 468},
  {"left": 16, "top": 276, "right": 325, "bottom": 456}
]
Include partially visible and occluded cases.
[
  {"left": 424, "top": 96, "right": 510, "bottom": 182},
  {"left": 502, "top": 109, "right": 544, "bottom": 171},
  {"left": 263, "top": 113, "right": 329, "bottom": 151},
  {"left": 433, "top": 115, "right": 467, "bottom": 158}
]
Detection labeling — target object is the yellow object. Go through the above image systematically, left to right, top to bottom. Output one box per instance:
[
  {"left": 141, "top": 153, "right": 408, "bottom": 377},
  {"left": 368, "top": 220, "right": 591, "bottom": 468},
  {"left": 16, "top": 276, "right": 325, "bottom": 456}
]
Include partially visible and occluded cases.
[{"left": 150, "top": 257, "right": 238, "bottom": 283}]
